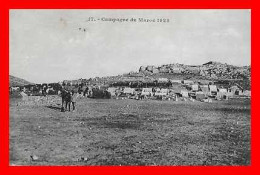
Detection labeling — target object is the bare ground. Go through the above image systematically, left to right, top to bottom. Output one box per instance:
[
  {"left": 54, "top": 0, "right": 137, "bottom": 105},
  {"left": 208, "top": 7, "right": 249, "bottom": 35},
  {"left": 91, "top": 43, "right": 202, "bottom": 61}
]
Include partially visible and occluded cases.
[{"left": 10, "top": 97, "right": 251, "bottom": 165}]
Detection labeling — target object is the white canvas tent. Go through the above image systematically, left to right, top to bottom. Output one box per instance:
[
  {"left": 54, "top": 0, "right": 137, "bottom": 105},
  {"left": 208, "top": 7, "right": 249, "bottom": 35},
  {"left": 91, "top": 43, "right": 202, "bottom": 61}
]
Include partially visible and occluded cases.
[
  {"left": 158, "top": 78, "right": 168, "bottom": 83},
  {"left": 183, "top": 80, "right": 194, "bottom": 85},
  {"left": 191, "top": 84, "right": 199, "bottom": 91},
  {"left": 209, "top": 85, "right": 217, "bottom": 92},
  {"left": 229, "top": 86, "right": 239, "bottom": 94},
  {"left": 107, "top": 87, "right": 117, "bottom": 96},
  {"left": 123, "top": 88, "right": 135, "bottom": 94},
  {"left": 141, "top": 88, "right": 153, "bottom": 96},
  {"left": 154, "top": 88, "right": 168, "bottom": 96},
  {"left": 217, "top": 88, "right": 228, "bottom": 99},
  {"left": 219, "top": 88, "right": 227, "bottom": 93},
  {"left": 181, "top": 90, "right": 189, "bottom": 97}
]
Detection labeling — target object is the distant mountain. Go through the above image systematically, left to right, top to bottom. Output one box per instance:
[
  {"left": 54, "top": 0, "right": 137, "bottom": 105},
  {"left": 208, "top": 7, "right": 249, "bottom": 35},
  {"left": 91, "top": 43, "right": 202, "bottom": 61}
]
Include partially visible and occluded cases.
[{"left": 9, "top": 75, "right": 34, "bottom": 87}]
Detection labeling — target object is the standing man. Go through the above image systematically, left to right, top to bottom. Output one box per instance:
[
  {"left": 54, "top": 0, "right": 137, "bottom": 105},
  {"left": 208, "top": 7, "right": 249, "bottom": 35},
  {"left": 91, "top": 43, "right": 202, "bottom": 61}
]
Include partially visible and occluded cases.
[
  {"left": 83, "top": 86, "right": 89, "bottom": 97},
  {"left": 60, "top": 88, "right": 67, "bottom": 112},
  {"left": 65, "top": 91, "right": 72, "bottom": 111},
  {"left": 71, "top": 91, "right": 78, "bottom": 111}
]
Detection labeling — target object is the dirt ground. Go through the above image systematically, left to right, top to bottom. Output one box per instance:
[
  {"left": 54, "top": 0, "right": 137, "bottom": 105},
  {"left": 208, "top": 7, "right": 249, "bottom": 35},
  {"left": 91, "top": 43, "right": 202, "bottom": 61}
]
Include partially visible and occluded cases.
[{"left": 10, "top": 96, "right": 251, "bottom": 165}]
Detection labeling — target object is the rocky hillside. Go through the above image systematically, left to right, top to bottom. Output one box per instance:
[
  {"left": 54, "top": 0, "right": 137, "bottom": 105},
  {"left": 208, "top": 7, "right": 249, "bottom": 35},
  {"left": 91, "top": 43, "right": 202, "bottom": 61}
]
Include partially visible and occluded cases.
[
  {"left": 62, "top": 61, "right": 250, "bottom": 90},
  {"left": 74, "top": 61, "right": 250, "bottom": 90},
  {"left": 139, "top": 61, "right": 251, "bottom": 81},
  {"left": 9, "top": 75, "right": 34, "bottom": 87}
]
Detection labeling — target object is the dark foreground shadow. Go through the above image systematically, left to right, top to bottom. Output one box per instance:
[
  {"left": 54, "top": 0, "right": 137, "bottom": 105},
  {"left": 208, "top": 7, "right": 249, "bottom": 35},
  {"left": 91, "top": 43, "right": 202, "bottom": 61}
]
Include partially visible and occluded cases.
[{"left": 46, "top": 105, "right": 62, "bottom": 111}]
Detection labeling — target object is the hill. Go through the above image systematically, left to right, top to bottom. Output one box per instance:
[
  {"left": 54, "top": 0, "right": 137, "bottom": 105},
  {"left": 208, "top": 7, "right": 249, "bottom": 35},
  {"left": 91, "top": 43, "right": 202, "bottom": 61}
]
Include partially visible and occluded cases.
[
  {"left": 84, "top": 61, "right": 251, "bottom": 90},
  {"left": 137, "top": 61, "right": 251, "bottom": 89},
  {"left": 139, "top": 61, "right": 250, "bottom": 80},
  {"left": 9, "top": 75, "right": 34, "bottom": 87}
]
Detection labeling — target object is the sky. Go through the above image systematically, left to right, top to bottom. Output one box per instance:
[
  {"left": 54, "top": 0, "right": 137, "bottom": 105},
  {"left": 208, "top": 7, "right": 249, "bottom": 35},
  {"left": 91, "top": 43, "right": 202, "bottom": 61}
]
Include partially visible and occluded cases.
[{"left": 10, "top": 10, "right": 251, "bottom": 83}]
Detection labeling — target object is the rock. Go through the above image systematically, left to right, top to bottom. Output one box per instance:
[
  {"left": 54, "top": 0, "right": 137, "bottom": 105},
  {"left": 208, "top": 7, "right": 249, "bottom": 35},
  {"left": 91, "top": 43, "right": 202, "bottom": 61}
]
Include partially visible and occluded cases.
[
  {"left": 139, "top": 66, "right": 146, "bottom": 72},
  {"left": 146, "top": 66, "right": 154, "bottom": 72},
  {"left": 159, "top": 67, "right": 169, "bottom": 73},
  {"left": 152, "top": 68, "right": 159, "bottom": 74},
  {"left": 30, "top": 155, "right": 39, "bottom": 161},
  {"left": 78, "top": 157, "right": 88, "bottom": 162}
]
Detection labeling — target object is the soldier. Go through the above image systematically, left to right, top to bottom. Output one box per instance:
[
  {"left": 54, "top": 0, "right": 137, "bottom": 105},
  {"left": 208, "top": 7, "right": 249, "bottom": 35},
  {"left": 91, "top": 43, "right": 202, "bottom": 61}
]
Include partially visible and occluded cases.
[
  {"left": 83, "top": 86, "right": 89, "bottom": 97},
  {"left": 60, "top": 88, "right": 66, "bottom": 112},
  {"left": 65, "top": 91, "right": 72, "bottom": 111},
  {"left": 71, "top": 91, "right": 78, "bottom": 111}
]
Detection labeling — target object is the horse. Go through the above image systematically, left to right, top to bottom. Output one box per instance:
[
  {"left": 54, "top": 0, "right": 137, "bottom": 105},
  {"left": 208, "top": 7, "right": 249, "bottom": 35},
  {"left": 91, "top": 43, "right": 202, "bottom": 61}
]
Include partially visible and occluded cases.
[
  {"left": 60, "top": 89, "right": 71, "bottom": 112},
  {"left": 65, "top": 92, "right": 72, "bottom": 111}
]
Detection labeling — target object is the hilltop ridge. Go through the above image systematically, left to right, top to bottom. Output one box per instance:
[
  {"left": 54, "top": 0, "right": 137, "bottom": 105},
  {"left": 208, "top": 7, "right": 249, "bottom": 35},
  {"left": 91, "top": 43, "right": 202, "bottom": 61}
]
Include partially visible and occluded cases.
[
  {"left": 73, "top": 61, "right": 250, "bottom": 90},
  {"left": 138, "top": 61, "right": 250, "bottom": 80},
  {"left": 9, "top": 75, "right": 34, "bottom": 87}
]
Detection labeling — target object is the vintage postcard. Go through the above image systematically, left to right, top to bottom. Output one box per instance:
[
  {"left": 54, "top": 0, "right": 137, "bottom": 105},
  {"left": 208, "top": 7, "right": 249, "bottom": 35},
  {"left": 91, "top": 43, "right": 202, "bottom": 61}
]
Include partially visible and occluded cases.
[{"left": 9, "top": 9, "right": 251, "bottom": 166}]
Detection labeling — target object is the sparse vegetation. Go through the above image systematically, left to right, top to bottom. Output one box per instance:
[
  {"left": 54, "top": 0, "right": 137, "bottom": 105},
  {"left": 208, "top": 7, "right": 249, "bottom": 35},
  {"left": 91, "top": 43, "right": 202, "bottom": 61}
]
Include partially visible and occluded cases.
[{"left": 10, "top": 97, "right": 250, "bottom": 165}]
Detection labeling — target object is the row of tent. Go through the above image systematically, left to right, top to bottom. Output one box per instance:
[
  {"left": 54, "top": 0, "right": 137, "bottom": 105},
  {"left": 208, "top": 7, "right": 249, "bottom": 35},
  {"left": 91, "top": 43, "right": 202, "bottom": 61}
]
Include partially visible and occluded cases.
[
  {"left": 11, "top": 81, "right": 251, "bottom": 100},
  {"left": 106, "top": 84, "right": 251, "bottom": 99}
]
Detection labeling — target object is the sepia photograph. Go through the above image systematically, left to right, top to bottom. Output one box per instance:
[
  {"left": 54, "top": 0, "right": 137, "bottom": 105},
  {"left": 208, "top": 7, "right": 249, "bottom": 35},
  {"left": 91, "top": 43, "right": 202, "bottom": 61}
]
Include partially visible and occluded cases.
[{"left": 9, "top": 9, "right": 251, "bottom": 166}]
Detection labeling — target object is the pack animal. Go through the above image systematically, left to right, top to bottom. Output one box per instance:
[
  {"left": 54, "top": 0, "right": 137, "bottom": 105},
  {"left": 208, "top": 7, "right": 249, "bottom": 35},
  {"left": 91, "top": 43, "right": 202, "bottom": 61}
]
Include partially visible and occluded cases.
[{"left": 60, "top": 90, "right": 71, "bottom": 112}]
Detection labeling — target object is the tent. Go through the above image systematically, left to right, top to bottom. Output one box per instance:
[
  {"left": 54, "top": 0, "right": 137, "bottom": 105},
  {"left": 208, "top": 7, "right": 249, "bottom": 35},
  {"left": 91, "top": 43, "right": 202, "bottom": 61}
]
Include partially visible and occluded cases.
[
  {"left": 158, "top": 78, "right": 168, "bottom": 83},
  {"left": 183, "top": 80, "right": 194, "bottom": 85},
  {"left": 191, "top": 84, "right": 199, "bottom": 91},
  {"left": 209, "top": 85, "right": 217, "bottom": 92},
  {"left": 229, "top": 86, "right": 241, "bottom": 96},
  {"left": 229, "top": 86, "right": 239, "bottom": 93},
  {"left": 107, "top": 87, "right": 117, "bottom": 96},
  {"left": 123, "top": 87, "right": 135, "bottom": 95},
  {"left": 141, "top": 88, "right": 153, "bottom": 96},
  {"left": 154, "top": 88, "right": 168, "bottom": 96},
  {"left": 216, "top": 88, "right": 227, "bottom": 98},
  {"left": 219, "top": 88, "right": 227, "bottom": 93},
  {"left": 181, "top": 90, "right": 189, "bottom": 97}
]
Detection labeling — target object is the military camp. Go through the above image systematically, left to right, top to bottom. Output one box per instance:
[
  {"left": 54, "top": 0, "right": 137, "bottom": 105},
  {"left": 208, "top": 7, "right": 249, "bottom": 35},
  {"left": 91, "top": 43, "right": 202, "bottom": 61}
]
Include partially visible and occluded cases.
[{"left": 10, "top": 61, "right": 251, "bottom": 166}]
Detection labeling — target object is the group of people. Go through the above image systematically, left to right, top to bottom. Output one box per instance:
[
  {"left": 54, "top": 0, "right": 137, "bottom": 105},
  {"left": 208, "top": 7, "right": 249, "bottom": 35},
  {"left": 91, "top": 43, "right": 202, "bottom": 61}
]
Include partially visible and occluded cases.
[{"left": 60, "top": 89, "right": 77, "bottom": 112}]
